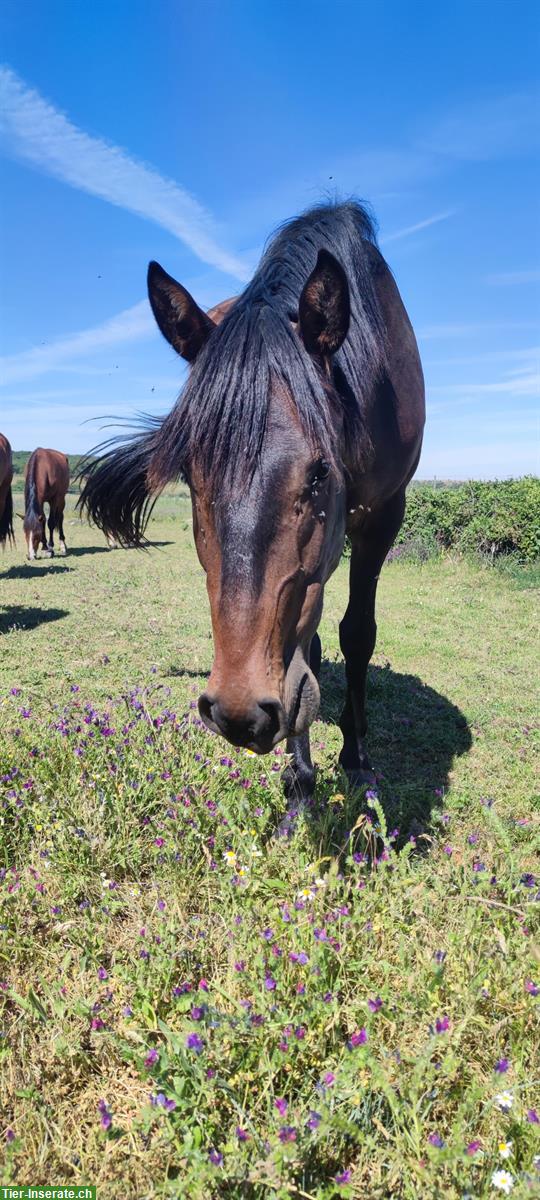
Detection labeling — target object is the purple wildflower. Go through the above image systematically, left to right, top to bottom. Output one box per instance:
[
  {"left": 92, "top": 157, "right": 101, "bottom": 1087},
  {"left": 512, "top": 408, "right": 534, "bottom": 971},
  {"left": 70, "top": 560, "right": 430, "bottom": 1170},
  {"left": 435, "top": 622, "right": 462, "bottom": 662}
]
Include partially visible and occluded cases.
[
  {"left": 97, "top": 967, "right": 108, "bottom": 981},
  {"left": 264, "top": 975, "right": 276, "bottom": 991},
  {"left": 368, "top": 996, "right": 382, "bottom": 1012},
  {"left": 435, "top": 1015, "right": 450, "bottom": 1034},
  {"left": 349, "top": 1028, "right": 368, "bottom": 1047},
  {"left": 186, "top": 1033, "right": 203, "bottom": 1054},
  {"left": 144, "top": 1048, "right": 159, "bottom": 1068},
  {"left": 495, "top": 1057, "right": 510, "bottom": 1073},
  {"left": 274, "top": 1097, "right": 288, "bottom": 1116},
  {"left": 98, "top": 1100, "right": 112, "bottom": 1131},
  {"left": 527, "top": 1109, "right": 539, "bottom": 1124},
  {"left": 279, "top": 1125, "right": 296, "bottom": 1143},
  {"left": 236, "top": 1126, "right": 249, "bottom": 1141},
  {"left": 5, "top": 1128, "right": 15, "bottom": 1143},
  {"left": 428, "top": 1133, "right": 444, "bottom": 1148},
  {"left": 466, "top": 1140, "right": 482, "bottom": 1155},
  {"left": 208, "top": 1149, "right": 223, "bottom": 1166},
  {"left": 335, "top": 1170, "right": 351, "bottom": 1184}
]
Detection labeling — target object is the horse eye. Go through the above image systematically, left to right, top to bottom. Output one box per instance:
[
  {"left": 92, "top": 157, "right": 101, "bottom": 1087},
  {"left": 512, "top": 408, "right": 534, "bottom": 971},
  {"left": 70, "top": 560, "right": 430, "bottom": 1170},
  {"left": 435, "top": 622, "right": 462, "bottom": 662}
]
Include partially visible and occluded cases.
[{"left": 313, "top": 459, "right": 330, "bottom": 483}]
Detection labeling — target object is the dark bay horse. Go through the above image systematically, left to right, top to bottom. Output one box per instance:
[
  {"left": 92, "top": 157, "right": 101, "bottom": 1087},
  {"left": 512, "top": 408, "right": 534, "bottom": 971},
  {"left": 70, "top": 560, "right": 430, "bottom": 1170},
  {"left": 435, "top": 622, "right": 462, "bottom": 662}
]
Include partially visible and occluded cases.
[
  {"left": 79, "top": 202, "right": 425, "bottom": 816},
  {"left": 0, "top": 433, "right": 14, "bottom": 548},
  {"left": 24, "top": 448, "right": 70, "bottom": 559}
]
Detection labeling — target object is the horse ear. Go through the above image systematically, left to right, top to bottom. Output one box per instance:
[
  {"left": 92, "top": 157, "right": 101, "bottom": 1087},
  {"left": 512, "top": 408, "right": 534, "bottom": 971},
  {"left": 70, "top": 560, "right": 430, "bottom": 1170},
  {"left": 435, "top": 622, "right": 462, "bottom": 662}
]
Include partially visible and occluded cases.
[
  {"left": 298, "top": 248, "right": 350, "bottom": 359},
  {"left": 147, "top": 262, "right": 215, "bottom": 362}
]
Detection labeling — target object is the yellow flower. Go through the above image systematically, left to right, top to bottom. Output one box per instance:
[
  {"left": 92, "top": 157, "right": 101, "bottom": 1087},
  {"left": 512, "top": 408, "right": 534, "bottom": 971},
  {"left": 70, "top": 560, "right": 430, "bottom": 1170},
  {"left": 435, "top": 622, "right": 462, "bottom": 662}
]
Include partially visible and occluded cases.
[
  {"left": 330, "top": 792, "right": 345, "bottom": 805},
  {"left": 498, "top": 1141, "right": 513, "bottom": 1159}
]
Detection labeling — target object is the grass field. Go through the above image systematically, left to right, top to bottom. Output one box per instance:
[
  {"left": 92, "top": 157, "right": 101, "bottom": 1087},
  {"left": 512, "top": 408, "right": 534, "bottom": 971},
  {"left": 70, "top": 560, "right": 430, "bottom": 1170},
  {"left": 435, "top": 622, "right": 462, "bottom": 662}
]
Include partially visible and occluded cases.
[{"left": 0, "top": 496, "right": 538, "bottom": 1199}]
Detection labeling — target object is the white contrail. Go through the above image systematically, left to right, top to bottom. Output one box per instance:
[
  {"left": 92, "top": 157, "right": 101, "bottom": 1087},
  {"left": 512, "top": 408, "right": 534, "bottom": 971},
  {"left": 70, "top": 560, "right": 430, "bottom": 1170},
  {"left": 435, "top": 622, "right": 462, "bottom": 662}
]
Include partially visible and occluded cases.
[
  {"left": 0, "top": 65, "right": 249, "bottom": 281},
  {"left": 381, "top": 209, "right": 456, "bottom": 244},
  {"left": 485, "top": 269, "right": 540, "bottom": 286},
  {"left": 0, "top": 300, "right": 154, "bottom": 385}
]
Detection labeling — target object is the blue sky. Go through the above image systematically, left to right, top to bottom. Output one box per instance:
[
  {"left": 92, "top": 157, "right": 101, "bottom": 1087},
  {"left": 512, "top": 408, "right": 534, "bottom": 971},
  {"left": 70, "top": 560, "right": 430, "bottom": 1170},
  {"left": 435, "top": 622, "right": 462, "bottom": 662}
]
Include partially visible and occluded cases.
[{"left": 0, "top": 0, "right": 538, "bottom": 478}]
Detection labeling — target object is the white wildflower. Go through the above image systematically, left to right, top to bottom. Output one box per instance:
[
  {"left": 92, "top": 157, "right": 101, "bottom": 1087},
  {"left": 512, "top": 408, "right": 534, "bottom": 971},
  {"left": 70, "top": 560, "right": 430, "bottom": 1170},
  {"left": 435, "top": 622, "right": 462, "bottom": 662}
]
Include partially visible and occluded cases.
[{"left": 491, "top": 1168, "right": 514, "bottom": 1194}]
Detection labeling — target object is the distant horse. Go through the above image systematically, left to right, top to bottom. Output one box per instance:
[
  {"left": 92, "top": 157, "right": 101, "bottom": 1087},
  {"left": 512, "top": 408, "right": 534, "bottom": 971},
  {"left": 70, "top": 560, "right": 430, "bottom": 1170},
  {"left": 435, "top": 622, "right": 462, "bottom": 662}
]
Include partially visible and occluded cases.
[
  {"left": 79, "top": 202, "right": 425, "bottom": 820},
  {"left": 0, "top": 433, "right": 14, "bottom": 548},
  {"left": 24, "top": 448, "right": 70, "bottom": 559}
]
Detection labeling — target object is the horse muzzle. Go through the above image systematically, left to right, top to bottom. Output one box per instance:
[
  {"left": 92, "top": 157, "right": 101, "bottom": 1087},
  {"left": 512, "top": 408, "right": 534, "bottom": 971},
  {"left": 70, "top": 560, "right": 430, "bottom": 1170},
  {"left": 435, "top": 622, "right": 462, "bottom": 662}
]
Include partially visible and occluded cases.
[{"left": 198, "top": 692, "right": 287, "bottom": 754}]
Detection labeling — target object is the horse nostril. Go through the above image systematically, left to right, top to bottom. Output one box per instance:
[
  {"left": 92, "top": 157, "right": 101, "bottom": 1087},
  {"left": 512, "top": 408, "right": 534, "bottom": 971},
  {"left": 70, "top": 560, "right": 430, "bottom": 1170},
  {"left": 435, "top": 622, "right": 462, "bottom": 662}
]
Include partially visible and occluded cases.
[
  {"left": 198, "top": 693, "right": 218, "bottom": 730},
  {"left": 257, "top": 699, "right": 284, "bottom": 741}
]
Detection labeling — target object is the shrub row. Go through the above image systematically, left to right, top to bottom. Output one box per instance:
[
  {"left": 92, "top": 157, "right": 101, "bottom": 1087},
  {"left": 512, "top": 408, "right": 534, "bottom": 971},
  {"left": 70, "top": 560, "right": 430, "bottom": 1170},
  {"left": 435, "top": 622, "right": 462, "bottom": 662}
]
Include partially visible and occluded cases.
[{"left": 396, "top": 477, "right": 540, "bottom": 562}]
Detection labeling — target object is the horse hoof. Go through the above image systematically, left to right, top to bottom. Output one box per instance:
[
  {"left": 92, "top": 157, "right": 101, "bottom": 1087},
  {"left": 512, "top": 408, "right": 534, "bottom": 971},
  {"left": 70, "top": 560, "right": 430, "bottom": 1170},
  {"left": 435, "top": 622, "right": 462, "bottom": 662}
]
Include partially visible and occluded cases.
[
  {"left": 58, "top": 546, "right": 67, "bottom": 556},
  {"left": 274, "top": 802, "right": 309, "bottom": 839},
  {"left": 274, "top": 810, "right": 299, "bottom": 839}
]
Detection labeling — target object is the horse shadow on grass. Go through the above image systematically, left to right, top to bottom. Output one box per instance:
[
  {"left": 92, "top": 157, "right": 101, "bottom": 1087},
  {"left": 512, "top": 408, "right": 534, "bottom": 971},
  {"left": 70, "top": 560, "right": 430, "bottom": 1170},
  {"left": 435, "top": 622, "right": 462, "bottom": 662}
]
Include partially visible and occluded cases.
[
  {"left": 66, "top": 540, "right": 175, "bottom": 557},
  {"left": 1, "top": 564, "right": 73, "bottom": 580},
  {"left": 0, "top": 605, "right": 69, "bottom": 635},
  {"left": 304, "top": 658, "right": 472, "bottom": 852}
]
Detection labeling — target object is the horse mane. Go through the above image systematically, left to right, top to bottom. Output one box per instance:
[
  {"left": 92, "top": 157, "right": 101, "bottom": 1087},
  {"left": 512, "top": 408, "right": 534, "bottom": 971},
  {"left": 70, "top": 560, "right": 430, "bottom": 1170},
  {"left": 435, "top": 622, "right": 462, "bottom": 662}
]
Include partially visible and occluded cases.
[{"left": 151, "top": 200, "right": 387, "bottom": 492}]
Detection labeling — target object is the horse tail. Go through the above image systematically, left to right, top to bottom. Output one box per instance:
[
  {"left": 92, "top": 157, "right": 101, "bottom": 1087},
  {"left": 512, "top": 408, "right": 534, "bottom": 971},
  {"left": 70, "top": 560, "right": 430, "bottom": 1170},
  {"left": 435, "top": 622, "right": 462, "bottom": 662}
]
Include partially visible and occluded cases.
[
  {"left": 77, "top": 424, "right": 165, "bottom": 546},
  {"left": 23, "top": 450, "right": 41, "bottom": 533},
  {"left": 0, "top": 482, "right": 14, "bottom": 547}
]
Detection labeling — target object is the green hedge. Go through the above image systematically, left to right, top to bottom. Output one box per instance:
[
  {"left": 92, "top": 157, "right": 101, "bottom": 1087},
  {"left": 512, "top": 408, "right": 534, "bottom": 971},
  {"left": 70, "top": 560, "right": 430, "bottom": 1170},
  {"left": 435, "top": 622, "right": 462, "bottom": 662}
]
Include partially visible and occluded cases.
[{"left": 396, "top": 477, "right": 540, "bottom": 562}]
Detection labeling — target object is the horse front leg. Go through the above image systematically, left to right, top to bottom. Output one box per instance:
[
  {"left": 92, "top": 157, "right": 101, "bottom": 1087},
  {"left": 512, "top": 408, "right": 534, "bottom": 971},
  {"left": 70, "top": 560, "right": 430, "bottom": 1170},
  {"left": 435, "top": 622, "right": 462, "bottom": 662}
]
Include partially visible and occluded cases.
[
  {"left": 339, "top": 491, "right": 406, "bottom": 789},
  {"left": 47, "top": 507, "right": 56, "bottom": 555},
  {"left": 38, "top": 508, "right": 52, "bottom": 558}
]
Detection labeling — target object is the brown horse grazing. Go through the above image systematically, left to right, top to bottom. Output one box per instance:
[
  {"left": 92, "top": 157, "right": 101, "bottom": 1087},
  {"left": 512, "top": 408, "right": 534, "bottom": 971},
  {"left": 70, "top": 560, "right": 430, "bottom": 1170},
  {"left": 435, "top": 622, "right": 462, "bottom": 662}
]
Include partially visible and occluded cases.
[
  {"left": 79, "top": 202, "right": 425, "bottom": 821},
  {"left": 0, "top": 433, "right": 14, "bottom": 548},
  {"left": 24, "top": 448, "right": 70, "bottom": 559}
]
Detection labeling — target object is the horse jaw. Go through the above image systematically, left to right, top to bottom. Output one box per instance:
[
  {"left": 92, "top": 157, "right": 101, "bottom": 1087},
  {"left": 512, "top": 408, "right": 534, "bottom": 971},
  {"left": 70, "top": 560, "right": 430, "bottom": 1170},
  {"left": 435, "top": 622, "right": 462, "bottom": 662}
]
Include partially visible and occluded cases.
[{"left": 283, "top": 646, "right": 320, "bottom": 736}]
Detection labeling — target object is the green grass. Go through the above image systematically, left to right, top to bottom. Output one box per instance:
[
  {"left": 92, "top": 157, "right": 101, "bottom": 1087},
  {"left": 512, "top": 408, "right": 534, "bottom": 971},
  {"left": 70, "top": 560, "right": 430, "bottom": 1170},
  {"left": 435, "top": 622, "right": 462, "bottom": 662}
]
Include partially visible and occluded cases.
[{"left": 0, "top": 499, "right": 538, "bottom": 1198}]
